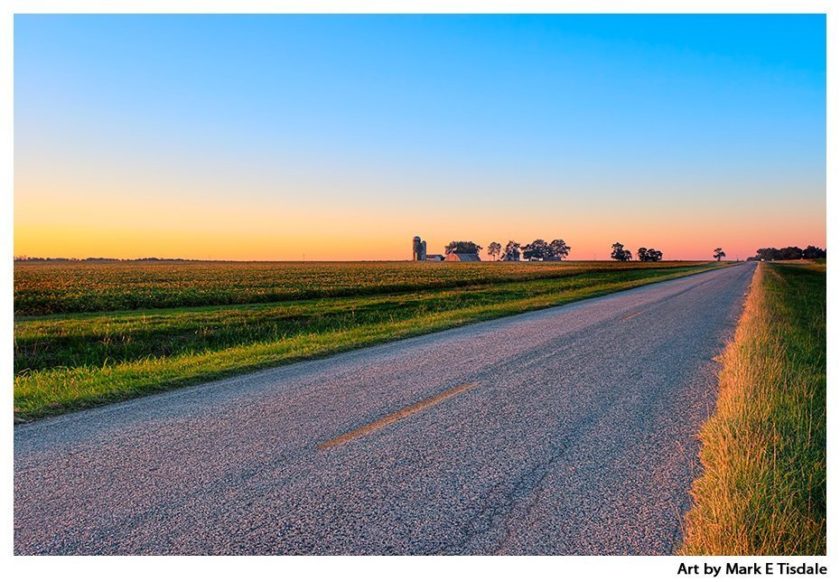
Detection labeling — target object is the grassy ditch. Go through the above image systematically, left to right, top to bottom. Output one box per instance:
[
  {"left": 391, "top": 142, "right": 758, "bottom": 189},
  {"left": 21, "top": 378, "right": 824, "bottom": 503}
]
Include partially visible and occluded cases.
[{"left": 681, "top": 262, "right": 826, "bottom": 555}]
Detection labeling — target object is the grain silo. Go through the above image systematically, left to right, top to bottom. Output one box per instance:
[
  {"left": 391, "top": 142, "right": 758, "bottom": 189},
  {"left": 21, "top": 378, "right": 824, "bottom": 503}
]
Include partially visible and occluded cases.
[{"left": 412, "top": 236, "right": 427, "bottom": 261}]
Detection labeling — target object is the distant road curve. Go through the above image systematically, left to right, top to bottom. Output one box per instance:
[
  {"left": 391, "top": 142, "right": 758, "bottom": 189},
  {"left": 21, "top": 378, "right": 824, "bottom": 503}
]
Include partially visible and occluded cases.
[{"left": 15, "top": 262, "right": 755, "bottom": 555}]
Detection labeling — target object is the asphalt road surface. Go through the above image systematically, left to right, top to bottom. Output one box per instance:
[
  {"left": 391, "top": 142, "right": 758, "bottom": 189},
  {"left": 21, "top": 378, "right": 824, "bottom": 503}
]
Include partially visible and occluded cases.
[{"left": 15, "top": 262, "right": 756, "bottom": 555}]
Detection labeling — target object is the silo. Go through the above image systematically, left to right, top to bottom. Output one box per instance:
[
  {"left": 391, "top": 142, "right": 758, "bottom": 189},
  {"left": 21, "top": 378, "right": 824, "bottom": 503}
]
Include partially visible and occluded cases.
[{"left": 412, "top": 236, "right": 422, "bottom": 261}]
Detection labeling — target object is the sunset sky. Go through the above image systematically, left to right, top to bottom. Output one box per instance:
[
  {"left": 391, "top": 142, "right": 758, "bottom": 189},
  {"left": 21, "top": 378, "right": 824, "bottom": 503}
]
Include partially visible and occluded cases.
[{"left": 15, "top": 15, "right": 825, "bottom": 261}]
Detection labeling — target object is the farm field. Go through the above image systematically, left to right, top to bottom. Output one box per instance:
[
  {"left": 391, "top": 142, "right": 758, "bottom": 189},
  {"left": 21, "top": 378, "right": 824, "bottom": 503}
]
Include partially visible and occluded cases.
[
  {"left": 16, "top": 259, "right": 716, "bottom": 316},
  {"left": 15, "top": 260, "right": 722, "bottom": 420},
  {"left": 681, "top": 261, "right": 826, "bottom": 555}
]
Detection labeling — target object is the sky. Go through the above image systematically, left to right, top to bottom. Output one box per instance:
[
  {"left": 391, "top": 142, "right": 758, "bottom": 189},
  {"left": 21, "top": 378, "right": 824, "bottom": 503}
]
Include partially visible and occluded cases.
[{"left": 15, "top": 15, "right": 826, "bottom": 261}]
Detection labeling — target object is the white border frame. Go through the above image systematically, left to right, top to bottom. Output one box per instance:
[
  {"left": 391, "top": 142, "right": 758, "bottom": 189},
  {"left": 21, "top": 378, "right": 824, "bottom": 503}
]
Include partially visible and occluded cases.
[{"left": 2, "top": 3, "right": 833, "bottom": 581}]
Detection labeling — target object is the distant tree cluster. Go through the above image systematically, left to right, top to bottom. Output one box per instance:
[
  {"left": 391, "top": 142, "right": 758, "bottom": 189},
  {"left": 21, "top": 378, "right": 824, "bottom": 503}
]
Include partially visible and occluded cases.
[
  {"left": 489, "top": 238, "right": 571, "bottom": 261},
  {"left": 522, "top": 239, "right": 571, "bottom": 261},
  {"left": 444, "top": 241, "right": 483, "bottom": 255},
  {"left": 503, "top": 241, "right": 521, "bottom": 261},
  {"left": 610, "top": 242, "right": 633, "bottom": 262},
  {"left": 748, "top": 245, "right": 826, "bottom": 261},
  {"left": 803, "top": 245, "right": 827, "bottom": 259},
  {"left": 637, "top": 247, "right": 663, "bottom": 262},
  {"left": 713, "top": 248, "right": 726, "bottom": 261}
]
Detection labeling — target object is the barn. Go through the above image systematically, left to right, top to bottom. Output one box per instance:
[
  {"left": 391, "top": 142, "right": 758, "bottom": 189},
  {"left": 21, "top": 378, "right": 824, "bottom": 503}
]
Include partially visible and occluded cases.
[{"left": 444, "top": 252, "right": 481, "bottom": 262}]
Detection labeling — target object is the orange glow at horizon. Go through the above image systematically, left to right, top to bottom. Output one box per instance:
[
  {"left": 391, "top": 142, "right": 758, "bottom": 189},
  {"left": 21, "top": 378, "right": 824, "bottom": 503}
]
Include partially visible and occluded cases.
[
  {"left": 14, "top": 142, "right": 825, "bottom": 262},
  {"left": 15, "top": 182, "right": 825, "bottom": 262}
]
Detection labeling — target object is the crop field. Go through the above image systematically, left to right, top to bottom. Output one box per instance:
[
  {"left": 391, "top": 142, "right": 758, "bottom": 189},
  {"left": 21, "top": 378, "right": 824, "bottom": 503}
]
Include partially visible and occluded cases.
[
  {"left": 17, "top": 259, "right": 713, "bottom": 316},
  {"left": 15, "top": 260, "right": 721, "bottom": 420}
]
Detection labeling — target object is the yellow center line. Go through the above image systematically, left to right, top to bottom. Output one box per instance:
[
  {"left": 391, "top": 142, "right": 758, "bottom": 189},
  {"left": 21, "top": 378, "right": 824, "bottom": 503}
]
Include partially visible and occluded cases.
[
  {"left": 622, "top": 311, "right": 643, "bottom": 321},
  {"left": 318, "top": 381, "right": 480, "bottom": 450}
]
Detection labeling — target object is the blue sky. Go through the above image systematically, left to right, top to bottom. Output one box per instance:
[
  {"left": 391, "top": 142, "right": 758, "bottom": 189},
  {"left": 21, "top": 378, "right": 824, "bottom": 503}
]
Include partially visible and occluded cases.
[{"left": 15, "top": 15, "right": 826, "bottom": 260}]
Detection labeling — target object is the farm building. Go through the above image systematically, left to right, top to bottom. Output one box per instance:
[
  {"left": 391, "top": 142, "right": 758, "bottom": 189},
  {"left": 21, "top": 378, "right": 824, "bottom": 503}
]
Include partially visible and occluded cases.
[
  {"left": 412, "top": 236, "right": 427, "bottom": 261},
  {"left": 412, "top": 236, "right": 482, "bottom": 261},
  {"left": 444, "top": 252, "right": 481, "bottom": 262}
]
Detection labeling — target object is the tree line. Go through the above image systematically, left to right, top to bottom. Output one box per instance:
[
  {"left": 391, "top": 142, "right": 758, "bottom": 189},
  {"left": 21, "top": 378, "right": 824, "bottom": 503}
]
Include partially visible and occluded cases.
[
  {"left": 467, "top": 239, "right": 671, "bottom": 261},
  {"left": 481, "top": 239, "right": 572, "bottom": 261},
  {"left": 476, "top": 240, "right": 808, "bottom": 263},
  {"left": 610, "top": 242, "right": 663, "bottom": 262},
  {"left": 748, "top": 246, "right": 826, "bottom": 261}
]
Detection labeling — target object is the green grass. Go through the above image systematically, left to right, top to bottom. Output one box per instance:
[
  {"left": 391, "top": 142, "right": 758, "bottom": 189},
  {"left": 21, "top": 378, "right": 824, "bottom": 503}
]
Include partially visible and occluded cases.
[
  {"left": 15, "top": 261, "right": 722, "bottom": 420},
  {"left": 681, "top": 261, "right": 826, "bottom": 555}
]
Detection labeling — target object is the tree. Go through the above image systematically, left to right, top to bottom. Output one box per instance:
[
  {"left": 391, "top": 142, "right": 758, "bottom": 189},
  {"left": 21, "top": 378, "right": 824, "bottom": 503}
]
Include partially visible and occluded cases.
[
  {"left": 521, "top": 238, "right": 572, "bottom": 261},
  {"left": 522, "top": 239, "right": 550, "bottom": 261},
  {"left": 548, "top": 239, "right": 571, "bottom": 261},
  {"left": 503, "top": 240, "right": 521, "bottom": 261},
  {"left": 445, "top": 241, "right": 482, "bottom": 255},
  {"left": 487, "top": 241, "right": 502, "bottom": 261},
  {"left": 611, "top": 242, "right": 632, "bottom": 262},
  {"left": 803, "top": 245, "right": 827, "bottom": 259},
  {"left": 753, "top": 246, "right": 824, "bottom": 261},
  {"left": 779, "top": 246, "right": 804, "bottom": 260},
  {"left": 638, "top": 247, "right": 663, "bottom": 262},
  {"left": 713, "top": 248, "right": 726, "bottom": 261},
  {"left": 756, "top": 248, "right": 781, "bottom": 261}
]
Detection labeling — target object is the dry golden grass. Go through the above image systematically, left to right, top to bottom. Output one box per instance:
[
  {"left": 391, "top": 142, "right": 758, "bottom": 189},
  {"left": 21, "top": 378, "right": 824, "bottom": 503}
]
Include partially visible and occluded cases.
[{"left": 680, "top": 262, "right": 825, "bottom": 555}]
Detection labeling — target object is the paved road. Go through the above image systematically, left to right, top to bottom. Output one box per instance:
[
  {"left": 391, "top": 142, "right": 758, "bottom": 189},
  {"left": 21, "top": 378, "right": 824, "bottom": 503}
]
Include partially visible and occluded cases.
[{"left": 15, "top": 263, "right": 755, "bottom": 555}]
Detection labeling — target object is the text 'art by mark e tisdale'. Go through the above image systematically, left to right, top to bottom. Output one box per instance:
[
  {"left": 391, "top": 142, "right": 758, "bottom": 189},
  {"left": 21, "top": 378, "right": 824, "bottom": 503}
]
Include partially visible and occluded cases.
[{"left": 678, "top": 562, "right": 827, "bottom": 577}]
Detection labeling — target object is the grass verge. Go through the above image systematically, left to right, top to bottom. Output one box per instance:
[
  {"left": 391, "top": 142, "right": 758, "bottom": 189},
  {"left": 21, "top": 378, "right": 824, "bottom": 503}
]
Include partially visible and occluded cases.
[
  {"left": 680, "top": 262, "right": 826, "bottom": 555},
  {"left": 15, "top": 263, "right": 720, "bottom": 421}
]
